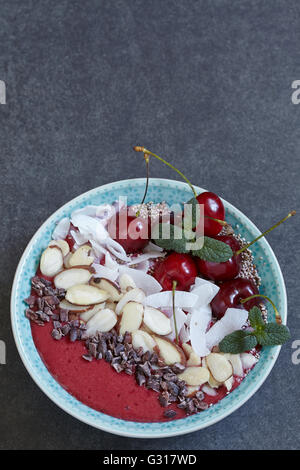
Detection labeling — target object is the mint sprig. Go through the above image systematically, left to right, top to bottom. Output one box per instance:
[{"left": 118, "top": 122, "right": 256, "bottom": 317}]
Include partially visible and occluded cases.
[
  {"left": 152, "top": 224, "right": 233, "bottom": 263},
  {"left": 193, "top": 236, "right": 233, "bottom": 263},
  {"left": 219, "top": 307, "right": 290, "bottom": 354}
]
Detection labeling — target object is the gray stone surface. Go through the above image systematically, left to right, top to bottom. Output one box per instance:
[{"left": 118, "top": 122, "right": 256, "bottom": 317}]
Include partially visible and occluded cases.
[{"left": 0, "top": 0, "right": 299, "bottom": 450}]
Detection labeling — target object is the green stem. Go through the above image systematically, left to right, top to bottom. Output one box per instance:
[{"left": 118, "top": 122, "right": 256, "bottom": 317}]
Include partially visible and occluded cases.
[
  {"left": 133, "top": 146, "right": 197, "bottom": 198},
  {"left": 135, "top": 154, "right": 150, "bottom": 217},
  {"left": 235, "top": 211, "right": 296, "bottom": 256},
  {"left": 172, "top": 280, "right": 179, "bottom": 344},
  {"left": 241, "top": 294, "right": 282, "bottom": 324}
]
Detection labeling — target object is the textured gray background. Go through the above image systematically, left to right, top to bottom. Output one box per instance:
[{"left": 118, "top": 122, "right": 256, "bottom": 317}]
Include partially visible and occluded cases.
[{"left": 0, "top": 0, "right": 299, "bottom": 450}]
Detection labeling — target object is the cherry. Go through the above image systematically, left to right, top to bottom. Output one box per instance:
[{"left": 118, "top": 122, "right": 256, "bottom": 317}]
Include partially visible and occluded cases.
[
  {"left": 196, "top": 192, "right": 225, "bottom": 237},
  {"left": 108, "top": 208, "right": 149, "bottom": 254},
  {"left": 197, "top": 235, "right": 242, "bottom": 281},
  {"left": 153, "top": 252, "right": 198, "bottom": 291},
  {"left": 211, "top": 278, "right": 260, "bottom": 319}
]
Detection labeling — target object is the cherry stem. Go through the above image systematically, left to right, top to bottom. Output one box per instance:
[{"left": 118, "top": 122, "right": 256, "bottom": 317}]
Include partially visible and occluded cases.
[
  {"left": 133, "top": 146, "right": 198, "bottom": 199},
  {"left": 135, "top": 154, "right": 150, "bottom": 217},
  {"left": 235, "top": 211, "right": 296, "bottom": 256},
  {"left": 204, "top": 215, "right": 228, "bottom": 227},
  {"left": 172, "top": 280, "right": 179, "bottom": 344},
  {"left": 241, "top": 294, "right": 282, "bottom": 325}
]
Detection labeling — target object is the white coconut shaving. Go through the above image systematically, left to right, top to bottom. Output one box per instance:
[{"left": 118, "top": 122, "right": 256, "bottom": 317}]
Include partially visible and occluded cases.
[
  {"left": 52, "top": 217, "right": 70, "bottom": 240},
  {"left": 92, "top": 263, "right": 119, "bottom": 282},
  {"left": 118, "top": 266, "right": 162, "bottom": 296},
  {"left": 189, "top": 277, "right": 220, "bottom": 307},
  {"left": 145, "top": 291, "right": 198, "bottom": 309},
  {"left": 189, "top": 306, "right": 211, "bottom": 357},
  {"left": 167, "top": 307, "right": 187, "bottom": 342},
  {"left": 205, "top": 308, "right": 248, "bottom": 351}
]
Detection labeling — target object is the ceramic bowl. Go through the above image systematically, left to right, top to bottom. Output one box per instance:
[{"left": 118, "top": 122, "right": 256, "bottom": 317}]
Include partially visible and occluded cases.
[{"left": 11, "top": 178, "right": 287, "bottom": 438}]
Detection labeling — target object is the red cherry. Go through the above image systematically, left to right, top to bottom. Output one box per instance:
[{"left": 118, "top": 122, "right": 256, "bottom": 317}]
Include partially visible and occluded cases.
[
  {"left": 196, "top": 191, "right": 225, "bottom": 237},
  {"left": 108, "top": 209, "right": 149, "bottom": 254},
  {"left": 197, "top": 236, "right": 242, "bottom": 281},
  {"left": 153, "top": 252, "right": 198, "bottom": 291},
  {"left": 211, "top": 278, "right": 260, "bottom": 319}
]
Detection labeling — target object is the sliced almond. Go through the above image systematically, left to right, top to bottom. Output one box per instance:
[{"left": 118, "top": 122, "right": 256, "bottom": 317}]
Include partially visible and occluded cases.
[
  {"left": 49, "top": 239, "right": 70, "bottom": 257},
  {"left": 69, "top": 245, "right": 94, "bottom": 267},
  {"left": 40, "top": 246, "right": 64, "bottom": 277},
  {"left": 64, "top": 252, "right": 72, "bottom": 268},
  {"left": 54, "top": 267, "right": 93, "bottom": 290},
  {"left": 119, "top": 273, "right": 136, "bottom": 292},
  {"left": 90, "top": 278, "right": 122, "bottom": 301},
  {"left": 65, "top": 284, "right": 109, "bottom": 306},
  {"left": 115, "top": 288, "right": 145, "bottom": 315},
  {"left": 59, "top": 299, "right": 92, "bottom": 313},
  {"left": 106, "top": 300, "right": 117, "bottom": 312},
  {"left": 119, "top": 301, "right": 144, "bottom": 335},
  {"left": 80, "top": 303, "right": 106, "bottom": 322},
  {"left": 143, "top": 306, "right": 172, "bottom": 336},
  {"left": 86, "top": 308, "right": 117, "bottom": 336},
  {"left": 132, "top": 330, "right": 156, "bottom": 353},
  {"left": 153, "top": 336, "right": 186, "bottom": 366},
  {"left": 182, "top": 343, "right": 201, "bottom": 366},
  {"left": 206, "top": 353, "right": 233, "bottom": 383},
  {"left": 226, "top": 353, "right": 243, "bottom": 377},
  {"left": 177, "top": 366, "right": 209, "bottom": 386},
  {"left": 208, "top": 373, "right": 222, "bottom": 389},
  {"left": 224, "top": 376, "right": 234, "bottom": 392},
  {"left": 186, "top": 386, "right": 200, "bottom": 397}
]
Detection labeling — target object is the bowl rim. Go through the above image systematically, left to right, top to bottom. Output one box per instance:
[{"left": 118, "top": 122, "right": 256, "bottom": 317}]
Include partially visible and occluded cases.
[{"left": 11, "top": 177, "right": 287, "bottom": 438}]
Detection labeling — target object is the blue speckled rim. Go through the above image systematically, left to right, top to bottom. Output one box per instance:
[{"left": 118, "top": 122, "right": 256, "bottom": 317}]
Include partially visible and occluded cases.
[{"left": 11, "top": 178, "right": 287, "bottom": 438}]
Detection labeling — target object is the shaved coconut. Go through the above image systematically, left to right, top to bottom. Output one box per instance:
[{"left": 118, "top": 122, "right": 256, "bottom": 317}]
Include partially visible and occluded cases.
[
  {"left": 95, "top": 204, "right": 115, "bottom": 221},
  {"left": 71, "top": 213, "right": 108, "bottom": 242},
  {"left": 52, "top": 217, "right": 70, "bottom": 241},
  {"left": 70, "top": 230, "right": 90, "bottom": 246},
  {"left": 106, "top": 237, "right": 131, "bottom": 262},
  {"left": 90, "top": 240, "right": 108, "bottom": 258},
  {"left": 144, "top": 241, "right": 164, "bottom": 253},
  {"left": 127, "top": 251, "right": 165, "bottom": 266},
  {"left": 105, "top": 252, "right": 119, "bottom": 270},
  {"left": 132, "top": 260, "right": 149, "bottom": 273},
  {"left": 92, "top": 263, "right": 119, "bottom": 282},
  {"left": 118, "top": 266, "right": 162, "bottom": 296},
  {"left": 190, "top": 277, "right": 220, "bottom": 307},
  {"left": 115, "top": 288, "right": 146, "bottom": 315},
  {"left": 145, "top": 291, "right": 198, "bottom": 309},
  {"left": 190, "top": 307, "right": 211, "bottom": 358},
  {"left": 167, "top": 308, "right": 188, "bottom": 341},
  {"left": 205, "top": 308, "right": 248, "bottom": 351},
  {"left": 179, "top": 324, "right": 190, "bottom": 343},
  {"left": 240, "top": 352, "right": 258, "bottom": 370},
  {"left": 202, "top": 385, "right": 218, "bottom": 397}
]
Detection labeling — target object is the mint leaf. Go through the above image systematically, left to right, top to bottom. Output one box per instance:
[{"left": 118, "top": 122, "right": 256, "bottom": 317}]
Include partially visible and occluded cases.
[
  {"left": 152, "top": 223, "right": 190, "bottom": 253},
  {"left": 193, "top": 236, "right": 233, "bottom": 263},
  {"left": 248, "top": 306, "right": 265, "bottom": 329},
  {"left": 255, "top": 323, "right": 291, "bottom": 346},
  {"left": 219, "top": 330, "right": 258, "bottom": 354}
]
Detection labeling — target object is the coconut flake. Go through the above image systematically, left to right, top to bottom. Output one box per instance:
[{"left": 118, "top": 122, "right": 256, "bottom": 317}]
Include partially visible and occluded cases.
[
  {"left": 71, "top": 213, "right": 108, "bottom": 242},
  {"left": 52, "top": 217, "right": 70, "bottom": 240},
  {"left": 70, "top": 230, "right": 90, "bottom": 246},
  {"left": 105, "top": 237, "right": 131, "bottom": 262},
  {"left": 144, "top": 241, "right": 164, "bottom": 253},
  {"left": 127, "top": 251, "right": 165, "bottom": 266},
  {"left": 104, "top": 252, "right": 119, "bottom": 270},
  {"left": 92, "top": 263, "right": 119, "bottom": 282},
  {"left": 118, "top": 266, "right": 162, "bottom": 296},
  {"left": 189, "top": 277, "right": 220, "bottom": 307},
  {"left": 145, "top": 291, "right": 198, "bottom": 309},
  {"left": 190, "top": 307, "right": 211, "bottom": 357},
  {"left": 167, "top": 308, "right": 188, "bottom": 341},
  {"left": 205, "top": 308, "right": 249, "bottom": 351},
  {"left": 179, "top": 324, "right": 190, "bottom": 343},
  {"left": 240, "top": 352, "right": 258, "bottom": 370},
  {"left": 202, "top": 385, "right": 218, "bottom": 397}
]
